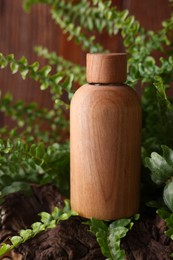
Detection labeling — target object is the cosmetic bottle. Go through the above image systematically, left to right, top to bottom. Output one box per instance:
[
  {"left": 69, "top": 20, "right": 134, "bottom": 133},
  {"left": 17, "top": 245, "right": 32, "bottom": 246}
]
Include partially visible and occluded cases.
[{"left": 70, "top": 53, "right": 141, "bottom": 220}]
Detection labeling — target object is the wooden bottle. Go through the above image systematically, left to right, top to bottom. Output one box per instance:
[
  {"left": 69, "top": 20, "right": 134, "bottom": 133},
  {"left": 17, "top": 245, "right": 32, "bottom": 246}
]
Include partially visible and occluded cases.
[{"left": 70, "top": 53, "right": 141, "bottom": 220}]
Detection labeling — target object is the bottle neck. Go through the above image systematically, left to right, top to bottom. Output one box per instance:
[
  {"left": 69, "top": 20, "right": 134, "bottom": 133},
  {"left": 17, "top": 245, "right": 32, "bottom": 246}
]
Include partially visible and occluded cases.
[{"left": 88, "top": 82, "right": 126, "bottom": 86}]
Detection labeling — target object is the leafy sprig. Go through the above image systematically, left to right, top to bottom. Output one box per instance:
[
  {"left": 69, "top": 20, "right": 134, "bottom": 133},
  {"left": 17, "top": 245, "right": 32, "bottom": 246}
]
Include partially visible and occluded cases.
[
  {"left": 23, "top": 0, "right": 106, "bottom": 53},
  {"left": 23, "top": 0, "right": 140, "bottom": 40},
  {"left": 25, "top": 0, "right": 173, "bottom": 85},
  {"left": 17, "top": 1, "right": 173, "bottom": 154},
  {"left": 35, "top": 46, "right": 86, "bottom": 85},
  {"left": 0, "top": 52, "right": 73, "bottom": 101},
  {"left": 0, "top": 53, "right": 73, "bottom": 139},
  {"left": 0, "top": 93, "right": 60, "bottom": 143},
  {"left": 0, "top": 139, "right": 70, "bottom": 199},
  {"left": 145, "top": 145, "right": 173, "bottom": 186},
  {"left": 145, "top": 146, "right": 173, "bottom": 212},
  {"left": 0, "top": 200, "right": 78, "bottom": 256},
  {"left": 157, "top": 208, "right": 173, "bottom": 241},
  {"left": 88, "top": 215, "right": 139, "bottom": 260}
]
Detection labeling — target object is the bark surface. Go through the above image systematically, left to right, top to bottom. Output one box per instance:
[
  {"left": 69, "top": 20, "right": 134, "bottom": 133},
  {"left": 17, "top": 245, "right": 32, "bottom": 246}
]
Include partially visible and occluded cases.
[{"left": 0, "top": 185, "right": 173, "bottom": 260}]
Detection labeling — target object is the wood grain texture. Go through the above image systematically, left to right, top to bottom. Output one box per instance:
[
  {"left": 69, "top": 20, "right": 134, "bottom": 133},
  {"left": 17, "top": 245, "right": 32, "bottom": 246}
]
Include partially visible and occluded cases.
[
  {"left": 123, "top": 0, "right": 172, "bottom": 30},
  {"left": 0, "top": 1, "right": 57, "bottom": 105},
  {"left": 86, "top": 53, "right": 127, "bottom": 84},
  {"left": 70, "top": 84, "right": 141, "bottom": 220}
]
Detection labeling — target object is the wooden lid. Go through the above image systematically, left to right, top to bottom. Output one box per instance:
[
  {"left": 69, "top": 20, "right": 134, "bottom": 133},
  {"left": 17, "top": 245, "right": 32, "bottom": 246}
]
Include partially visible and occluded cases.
[{"left": 86, "top": 53, "right": 127, "bottom": 84}]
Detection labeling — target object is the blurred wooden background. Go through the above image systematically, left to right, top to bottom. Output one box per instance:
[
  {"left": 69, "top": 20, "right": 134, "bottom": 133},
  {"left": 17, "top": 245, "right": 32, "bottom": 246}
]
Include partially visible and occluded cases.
[{"left": 0, "top": 0, "right": 172, "bottom": 126}]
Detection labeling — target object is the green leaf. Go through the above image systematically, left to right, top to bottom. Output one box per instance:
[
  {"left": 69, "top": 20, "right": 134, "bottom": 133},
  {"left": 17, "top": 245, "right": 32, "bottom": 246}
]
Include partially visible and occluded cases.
[
  {"left": 0, "top": 53, "right": 8, "bottom": 68},
  {"left": 19, "top": 56, "right": 28, "bottom": 66},
  {"left": 10, "top": 61, "right": 20, "bottom": 74},
  {"left": 29, "top": 61, "right": 39, "bottom": 72},
  {"left": 40, "top": 65, "right": 51, "bottom": 76},
  {"left": 20, "top": 67, "right": 29, "bottom": 79},
  {"left": 61, "top": 75, "right": 74, "bottom": 98},
  {"left": 153, "top": 76, "right": 170, "bottom": 109},
  {"left": 40, "top": 81, "right": 50, "bottom": 90},
  {"left": 36, "top": 142, "right": 45, "bottom": 159},
  {"left": 162, "top": 145, "right": 173, "bottom": 168},
  {"left": 145, "top": 146, "right": 173, "bottom": 185},
  {"left": 163, "top": 179, "right": 173, "bottom": 212},
  {"left": 1, "top": 181, "right": 31, "bottom": 197},
  {"left": 0, "top": 199, "right": 77, "bottom": 257},
  {"left": 63, "top": 199, "right": 71, "bottom": 212},
  {"left": 51, "top": 207, "right": 62, "bottom": 220},
  {"left": 157, "top": 208, "right": 171, "bottom": 219},
  {"left": 157, "top": 208, "right": 173, "bottom": 240},
  {"left": 58, "top": 211, "right": 77, "bottom": 221},
  {"left": 39, "top": 212, "right": 51, "bottom": 225},
  {"left": 165, "top": 213, "right": 173, "bottom": 227},
  {"left": 89, "top": 217, "right": 133, "bottom": 260},
  {"left": 89, "top": 218, "right": 111, "bottom": 258},
  {"left": 110, "top": 218, "right": 131, "bottom": 228},
  {"left": 47, "top": 219, "right": 56, "bottom": 228},
  {"left": 107, "top": 219, "right": 131, "bottom": 260},
  {"left": 31, "top": 222, "right": 45, "bottom": 233},
  {"left": 166, "top": 228, "right": 173, "bottom": 239},
  {"left": 19, "top": 229, "right": 33, "bottom": 241},
  {"left": 10, "top": 236, "right": 23, "bottom": 246},
  {"left": 0, "top": 243, "right": 11, "bottom": 256}
]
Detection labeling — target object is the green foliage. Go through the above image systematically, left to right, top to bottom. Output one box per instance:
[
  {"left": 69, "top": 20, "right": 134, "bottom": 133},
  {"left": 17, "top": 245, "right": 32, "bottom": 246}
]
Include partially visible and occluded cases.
[
  {"left": 0, "top": 0, "right": 173, "bottom": 258},
  {"left": 22, "top": 0, "right": 173, "bottom": 155},
  {"left": 23, "top": 0, "right": 173, "bottom": 83},
  {"left": 23, "top": 0, "right": 140, "bottom": 42},
  {"left": 24, "top": 0, "right": 106, "bottom": 52},
  {"left": 35, "top": 46, "right": 86, "bottom": 86},
  {"left": 0, "top": 52, "right": 72, "bottom": 142},
  {"left": 0, "top": 52, "right": 73, "bottom": 110},
  {"left": 0, "top": 53, "right": 69, "bottom": 91},
  {"left": 142, "top": 90, "right": 173, "bottom": 155},
  {"left": 0, "top": 93, "right": 67, "bottom": 143},
  {"left": 0, "top": 139, "right": 70, "bottom": 199},
  {"left": 145, "top": 146, "right": 173, "bottom": 185},
  {"left": 145, "top": 146, "right": 173, "bottom": 212},
  {"left": 163, "top": 179, "right": 173, "bottom": 212},
  {"left": 0, "top": 200, "right": 78, "bottom": 256},
  {"left": 157, "top": 208, "right": 173, "bottom": 240},
  {"left": 88, "top": 215, "right": 139, "bottom": 260}
]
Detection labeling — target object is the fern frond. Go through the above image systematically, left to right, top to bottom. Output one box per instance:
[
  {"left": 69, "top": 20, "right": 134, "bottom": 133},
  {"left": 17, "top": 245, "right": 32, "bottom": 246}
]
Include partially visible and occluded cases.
[
  {"left": 35, "top": 46, "right": 86, "bottom": 85},
  {"left": 0, "top": 53, "right": 73, "bottom": 101},
  {"left": 0, "top": 93, "right": 69, "bottom": 143},
  {"left": 0, "top": 139, "right": 70, "bottom": 198},
  {"left": 0, "top": 200, "right": 77, "bottom": 257}
]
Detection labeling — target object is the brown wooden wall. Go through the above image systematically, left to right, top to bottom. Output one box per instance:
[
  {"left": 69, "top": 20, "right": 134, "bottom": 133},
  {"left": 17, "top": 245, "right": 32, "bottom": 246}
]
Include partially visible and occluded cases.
[{"left": 0, "top": 0, "right": 172, "bottom": 126}]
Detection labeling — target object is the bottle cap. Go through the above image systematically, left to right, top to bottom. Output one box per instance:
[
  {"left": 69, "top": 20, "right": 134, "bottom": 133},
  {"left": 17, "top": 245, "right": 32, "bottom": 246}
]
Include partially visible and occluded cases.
[{"left": 86, "top": 53, "right": 127, "bottom": 84}]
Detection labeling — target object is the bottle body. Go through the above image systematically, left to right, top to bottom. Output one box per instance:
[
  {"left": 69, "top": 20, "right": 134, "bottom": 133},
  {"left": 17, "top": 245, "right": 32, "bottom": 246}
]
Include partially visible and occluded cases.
[{"left": 70, "top": 83, "right": 141, "bottom": 220}]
